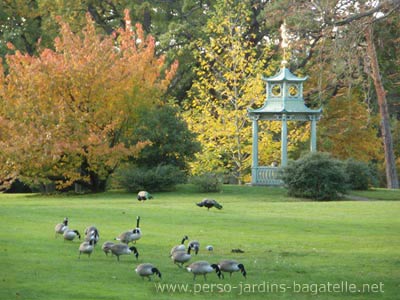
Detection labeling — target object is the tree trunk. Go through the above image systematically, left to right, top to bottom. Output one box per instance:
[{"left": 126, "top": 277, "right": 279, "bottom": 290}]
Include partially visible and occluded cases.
[{"left": 365, "top": 25, "right": 399, "bottom": 189}]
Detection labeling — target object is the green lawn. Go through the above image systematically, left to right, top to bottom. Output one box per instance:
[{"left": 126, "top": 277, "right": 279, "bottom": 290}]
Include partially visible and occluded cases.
[{"left": 0, "top": 185, "right": 399, "bottom": 300}]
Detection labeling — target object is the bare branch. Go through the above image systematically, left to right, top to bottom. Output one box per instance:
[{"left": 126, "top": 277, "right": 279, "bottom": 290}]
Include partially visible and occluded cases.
[{"left": 334, "top": 0, "right": 400, "bottom": 26}]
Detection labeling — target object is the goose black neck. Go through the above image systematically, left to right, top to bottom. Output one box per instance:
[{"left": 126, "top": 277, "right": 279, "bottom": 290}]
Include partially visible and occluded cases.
[
  {"left": 211, "top": 264, "right": 222, "bottom": 278},
  {"left": 238, "top": 264, "right": 247, "bottom": 277},
  {"left": 152, "top": 268, "right": 161, "bottom": 278}
]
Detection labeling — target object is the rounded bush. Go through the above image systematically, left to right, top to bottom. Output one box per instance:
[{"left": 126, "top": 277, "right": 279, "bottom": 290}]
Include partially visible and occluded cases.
[
  {"left": 281, "top": 152, "right": 348, "bottom": 200},
  {"left": 344, "top": 159, "right": 372, "bottom": 190},
  {"left": 116, "top": 165, "right": 186, "bottom": 192},
  {"left": 190, "top": 172, "right": 222, "bottom": 192}
]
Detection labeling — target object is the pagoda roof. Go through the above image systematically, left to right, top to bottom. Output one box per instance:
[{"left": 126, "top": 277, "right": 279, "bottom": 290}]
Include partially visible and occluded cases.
[
  {"left": 249, "top": 65, "right": 322, "bottom": 117},
  {"left": 262, "top": 67, "right": 307, "bottom": 82},
  {"left": 248, "top": 101, "right": 322, "bottom": 116}
]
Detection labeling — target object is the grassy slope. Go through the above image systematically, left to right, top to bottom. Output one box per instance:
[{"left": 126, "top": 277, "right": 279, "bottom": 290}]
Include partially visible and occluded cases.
[{"left": 0, "top": 185, "right": 399, "bottom": 300}]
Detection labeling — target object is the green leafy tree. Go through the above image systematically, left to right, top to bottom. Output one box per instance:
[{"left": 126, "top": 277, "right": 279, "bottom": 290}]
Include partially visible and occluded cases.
[
  {"left": 0, "top": 0, "right": 42, "bottom": 57},
  {"left": 128, "top": 105, "right": 201, "bottom": 170}
]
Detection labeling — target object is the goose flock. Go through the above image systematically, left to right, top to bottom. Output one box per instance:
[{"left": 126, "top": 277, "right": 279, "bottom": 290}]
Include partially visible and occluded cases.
[{"left": 54, "top": 192, "right": 245, "bottom": 282}]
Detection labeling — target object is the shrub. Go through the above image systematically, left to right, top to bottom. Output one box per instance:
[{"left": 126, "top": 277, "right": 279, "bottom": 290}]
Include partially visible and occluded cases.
[
  {"left": 128, "top": 106, "right": 200, "bottom": 170},
  {"left": 281, "top": 152, "right": 348, "bottom": 200},
  {"left": 344, "top": 159, "right": 372, "bottom": 190},
  {"left": 116, "top": 164, "right": 187, "bottom": 192},
  {"left": 190, "top": 172, "right": 222, "bottom": 192},
  {"left": 4, "top": 179, "right": 34, "bottom": 193}
]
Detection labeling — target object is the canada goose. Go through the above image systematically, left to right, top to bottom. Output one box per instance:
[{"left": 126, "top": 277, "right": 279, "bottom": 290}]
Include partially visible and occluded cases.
[
  {"left": 137, "top": 191, "right": 153, "bottom": 201},
  {"left": 196, "top": 198, "right": 223, "bottom": 210},
  {"left": 129, "top": 216, "right": 142, "bottom": 238},
  {"left": 54, "top": 217, "right": 68, "bottom": 237},
  {"left": 116, "top": 217, "right": 141, "bottom": 244},
  {"left": 84, "top": 226, "right": 99, "bottom": 245},
  {"left": 85, "top": 226, "right": 97, "bottom": 235},
  {"left": 63, "top": 229, "right": 81, "bottom": 241},
  {"left": 115, "top": 230, "right": 139, "bottom": 244},
  {"left": 170, "top": 235, "right": 189, "bottom": 256},
  {"left": 79, "top": 239, "right": 95, "bottom": 259},
  {"left": 189, "top": 240, "right": 200, "bottom": 255},
  {"left": 101, "top": 241, "right": 115, "bottom": 256},
  {"left": 110, "top": 244, "right": 139, "bottom": 261},
  {"left": 171, "top": 246, "right": 194, "bottom": 267},
  {"left": 218, "top": 260, "right": 247, "bottom": 278},
  {"left": 186, "top": 261, "right": 222, "bottom": 281},
  {"left": 135, "top": 263, "right": 162, "bottom": 281}
]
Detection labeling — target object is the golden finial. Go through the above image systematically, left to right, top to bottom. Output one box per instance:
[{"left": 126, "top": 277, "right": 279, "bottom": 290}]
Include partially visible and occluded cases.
[{"left": 280, "top": 21, "right": 289, "bottom": 67}]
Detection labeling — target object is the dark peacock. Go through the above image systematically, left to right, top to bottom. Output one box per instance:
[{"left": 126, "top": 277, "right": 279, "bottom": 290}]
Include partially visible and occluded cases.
[{"left": 196, "top": 198, "right": 223, "bottom": 210}]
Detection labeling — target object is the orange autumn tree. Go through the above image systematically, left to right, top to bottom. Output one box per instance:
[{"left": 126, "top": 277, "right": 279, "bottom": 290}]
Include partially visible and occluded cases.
[{"left": 0, "top": 10, "right": 178, "bottom": 192}]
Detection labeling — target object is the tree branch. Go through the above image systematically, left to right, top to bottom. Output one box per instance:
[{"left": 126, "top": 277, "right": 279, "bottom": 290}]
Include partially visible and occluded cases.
[{"left": 334, "top": 0, "right": 400, "bottom": 26}]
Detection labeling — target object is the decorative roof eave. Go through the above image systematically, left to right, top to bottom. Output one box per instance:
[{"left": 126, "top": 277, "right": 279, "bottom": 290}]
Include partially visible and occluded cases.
[
  {"left": 262, "top": 67, "right": 307, "bottom": 82},
  {"left": 247, "top": 107, "right": 322, "bottom": 116}
]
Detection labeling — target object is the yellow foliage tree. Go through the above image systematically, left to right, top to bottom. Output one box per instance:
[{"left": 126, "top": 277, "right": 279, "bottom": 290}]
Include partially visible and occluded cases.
[
  {"left": 184, "top": 0, "right": 275, "bottom": 184},
  {"left": 319, "top": 88, "right": 382, "bottom": 162}
]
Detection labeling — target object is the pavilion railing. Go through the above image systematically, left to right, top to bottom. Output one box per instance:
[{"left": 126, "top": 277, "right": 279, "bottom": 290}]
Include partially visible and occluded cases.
[{"left": 251, "top": 166, "right": 283, "bottom": 186}]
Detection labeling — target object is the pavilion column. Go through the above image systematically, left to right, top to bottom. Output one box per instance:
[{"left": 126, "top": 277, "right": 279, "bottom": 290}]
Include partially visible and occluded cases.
[
  {"left": 281, "top": 114, "right": 288, "bottom": 167},
  {"left": 310, "top": 115, "right": 317, "bottom": 152},
  {"left": 251, "top": 116, "right": 259, "bottom": 184}
]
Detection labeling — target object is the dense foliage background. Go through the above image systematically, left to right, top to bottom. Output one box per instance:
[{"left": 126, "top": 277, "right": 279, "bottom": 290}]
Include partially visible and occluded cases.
[{"left": 0, "top": 0, "right": 399, "bottom": 191}]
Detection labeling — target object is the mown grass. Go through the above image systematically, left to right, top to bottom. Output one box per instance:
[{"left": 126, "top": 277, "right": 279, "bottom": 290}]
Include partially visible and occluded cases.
[{"left": 0, "top": 185, "right": 399, "bottom": 300}]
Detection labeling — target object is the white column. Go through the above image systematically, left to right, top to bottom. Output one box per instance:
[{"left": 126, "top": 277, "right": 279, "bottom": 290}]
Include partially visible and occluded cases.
[
  {"left": 281, "top": 114, "right": 288, "bottom": 167},
  {"left": 310, "top": 115, "right": 317, "bottom": 152},
  {"left": 251, "top": 116, "right": 259, "bottom": 184}
]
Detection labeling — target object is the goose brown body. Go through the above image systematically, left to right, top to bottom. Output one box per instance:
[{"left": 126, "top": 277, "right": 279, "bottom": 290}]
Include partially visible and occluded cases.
[
  {"left": 55, "top": 217, "right": 68, "bottom": 237},
  {"left": 116, "top": 217, "right": 142, "bottom": 244},
  {"left": 63, "top": 229, "right": 81, "bottom": 241},
  {"left": 170, "top": 235, "right": 189, "bottom": 256},
  {"left": 79, "top": 239, "right": 95, "bottom": 258},
  {"left": 101, "top": 241, "right": 115, "bottom": 256},
  {"left": 110, "top": 244, "right": 139, "bottom": 261},
  {"left": 171, "top": 246, "right": 193, "bottom": 267},
  {"left": 218, "top": 260, "right": 247, "bottom": 278},
  {"left": 186, "top": 261, "right": 222, "bottom": 281},
  {"left": 135, "top": 263, "right": 161, "bottom": 281}
]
